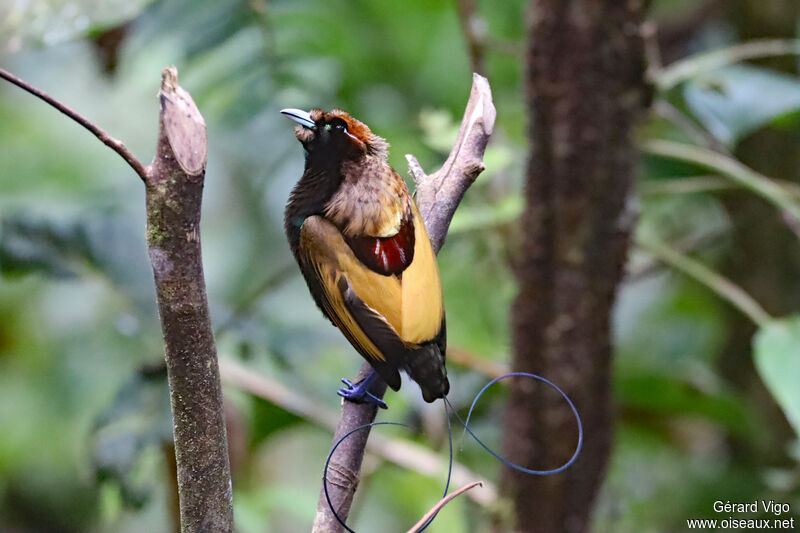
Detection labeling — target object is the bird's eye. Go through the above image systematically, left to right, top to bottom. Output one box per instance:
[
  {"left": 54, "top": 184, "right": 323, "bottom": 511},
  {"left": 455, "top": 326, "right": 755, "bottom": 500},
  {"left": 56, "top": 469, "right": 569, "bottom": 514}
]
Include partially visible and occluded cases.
[{"left": 330, "top": 118, "right": 347, "bottom": 131}]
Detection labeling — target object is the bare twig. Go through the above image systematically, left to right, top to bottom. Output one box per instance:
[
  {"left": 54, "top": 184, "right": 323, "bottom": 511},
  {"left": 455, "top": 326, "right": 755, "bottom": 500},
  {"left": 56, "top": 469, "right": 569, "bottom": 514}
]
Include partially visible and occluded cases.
[
  {"left": 641, "top": 21, "right": 662, "bottom": 79},
  {"left": 655, "top": 38, "right": 800, "bottom": 90},
  {"left": 0, "top": 67, "right": 148, "bottom": 180},
  {"left": 312, "top": 73, "right": 496, "bottom": 533},
  {"left": 408, "top": 73, "right": 496, "bottom": 252},
  {"left": 642, "top": 139, "right": 800, "bottom": 225},
  {"left": 635, "top": 234, "right": 772, "bottom": 326},
  {"left": 447, "top": 346, "right": 506, "bottom": 380},
  {"left": 220, "top": 358, "right": 340, "bottom": 425},
  {"left": 405, "top": 481, "right": 483, "bottom": 533}
]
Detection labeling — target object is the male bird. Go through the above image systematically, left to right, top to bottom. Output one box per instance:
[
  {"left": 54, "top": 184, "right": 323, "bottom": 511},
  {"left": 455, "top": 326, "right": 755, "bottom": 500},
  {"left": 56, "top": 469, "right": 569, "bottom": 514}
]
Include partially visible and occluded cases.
[{"left": 282, "top": 108, "right": 448, "bottom": 408}]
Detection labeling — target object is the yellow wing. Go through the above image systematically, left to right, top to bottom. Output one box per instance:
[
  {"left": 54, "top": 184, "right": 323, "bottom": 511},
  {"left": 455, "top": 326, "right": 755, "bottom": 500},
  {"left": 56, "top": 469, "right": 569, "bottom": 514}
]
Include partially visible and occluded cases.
[{"left": 298, "top": 203, "right": 443, "bottom": 387}]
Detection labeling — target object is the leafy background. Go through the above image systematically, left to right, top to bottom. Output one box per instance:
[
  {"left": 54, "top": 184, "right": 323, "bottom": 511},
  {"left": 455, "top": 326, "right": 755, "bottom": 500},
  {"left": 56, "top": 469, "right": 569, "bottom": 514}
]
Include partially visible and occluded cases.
[{"left": 1, "top": 0, "right": 800, "bottom": 531}]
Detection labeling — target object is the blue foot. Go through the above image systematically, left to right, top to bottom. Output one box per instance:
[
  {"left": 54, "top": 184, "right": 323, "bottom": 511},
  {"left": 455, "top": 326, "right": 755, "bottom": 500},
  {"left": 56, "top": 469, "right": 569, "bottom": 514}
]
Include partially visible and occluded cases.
[{"left": 337, "top": 376, "right": 388, "bottom": 409}]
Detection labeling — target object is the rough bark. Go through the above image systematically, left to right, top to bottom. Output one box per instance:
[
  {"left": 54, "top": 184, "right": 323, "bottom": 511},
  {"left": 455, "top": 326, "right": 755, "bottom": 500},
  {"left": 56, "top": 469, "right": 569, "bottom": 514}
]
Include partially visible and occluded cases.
[
  {"left": 501, "top": 2, "right": 648, "bottom": 533},
  {"left": 0, "top": 65, "right": 233, "bottom": 533},
  {"left": 145, "top": 68, "right": 233, "bottom": 533},
  {"left": 311, "top": 73, "right": 495, "bottom": 533}
]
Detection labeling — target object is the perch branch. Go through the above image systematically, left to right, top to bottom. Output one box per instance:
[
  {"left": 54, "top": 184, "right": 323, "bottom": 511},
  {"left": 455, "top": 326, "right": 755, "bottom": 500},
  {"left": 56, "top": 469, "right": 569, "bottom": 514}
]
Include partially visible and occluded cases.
[
  {"left": 0, "top": 67, "right": 148, "bottom": 181},
  {"left": 311, "top": 73, "right": 496, "bottom": 533},
  {"left": 405, "top": 481, "right": 483, "bottom": 533}
]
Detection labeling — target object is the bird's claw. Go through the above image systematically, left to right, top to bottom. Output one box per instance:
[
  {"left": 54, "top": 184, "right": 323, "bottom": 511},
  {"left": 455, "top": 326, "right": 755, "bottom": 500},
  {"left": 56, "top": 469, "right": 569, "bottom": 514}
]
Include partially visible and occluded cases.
[{"left": 337, "top": 378, "right": 388, "bottom": 409}]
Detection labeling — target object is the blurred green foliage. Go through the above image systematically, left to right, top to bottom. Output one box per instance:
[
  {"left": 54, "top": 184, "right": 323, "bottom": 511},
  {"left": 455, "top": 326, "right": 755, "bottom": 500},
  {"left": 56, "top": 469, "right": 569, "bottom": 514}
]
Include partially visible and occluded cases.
[{"left": 1, "top": 0, "right": 800, "bottom": 532}]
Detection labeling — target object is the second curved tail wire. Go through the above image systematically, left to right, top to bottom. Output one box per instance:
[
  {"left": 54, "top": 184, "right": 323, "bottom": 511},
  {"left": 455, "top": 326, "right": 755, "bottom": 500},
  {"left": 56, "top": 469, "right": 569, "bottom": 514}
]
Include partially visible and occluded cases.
[
  {"left": 323, "top": 371, "right": 583, "bottom": 532},
  {"left": 444, "top": 371, "right": 584, "bottom": 475}
]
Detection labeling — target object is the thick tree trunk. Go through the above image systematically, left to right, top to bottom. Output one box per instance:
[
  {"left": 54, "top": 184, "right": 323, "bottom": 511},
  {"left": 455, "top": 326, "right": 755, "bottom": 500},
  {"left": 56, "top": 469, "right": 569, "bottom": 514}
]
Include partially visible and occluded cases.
[{"left": 501, "top": 2, "right": 649, "bottom": 532}]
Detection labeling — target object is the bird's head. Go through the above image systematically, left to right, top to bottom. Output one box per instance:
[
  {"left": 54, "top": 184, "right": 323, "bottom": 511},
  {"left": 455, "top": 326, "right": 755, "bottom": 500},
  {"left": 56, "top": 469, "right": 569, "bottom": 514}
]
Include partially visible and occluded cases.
[{"left": 281, "top": 108, "right": 388, "bottom": 162}]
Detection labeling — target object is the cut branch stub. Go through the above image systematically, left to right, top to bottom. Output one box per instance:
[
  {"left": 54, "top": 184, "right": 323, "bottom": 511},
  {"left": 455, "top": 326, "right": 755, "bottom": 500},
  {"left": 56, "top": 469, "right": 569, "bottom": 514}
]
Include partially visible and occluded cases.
[
  {"left": 160, "top": 66, "right": 207, "bottom": 176},
  {"left": 146, "top": 67, "right": 233, "bottom": 533}
]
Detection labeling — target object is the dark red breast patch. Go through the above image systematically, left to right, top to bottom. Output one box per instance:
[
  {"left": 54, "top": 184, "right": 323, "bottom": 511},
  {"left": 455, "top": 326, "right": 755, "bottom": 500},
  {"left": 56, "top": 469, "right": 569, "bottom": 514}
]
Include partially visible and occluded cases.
[{"left": 346, "top": 213, "right": 415, "bottom": 276}]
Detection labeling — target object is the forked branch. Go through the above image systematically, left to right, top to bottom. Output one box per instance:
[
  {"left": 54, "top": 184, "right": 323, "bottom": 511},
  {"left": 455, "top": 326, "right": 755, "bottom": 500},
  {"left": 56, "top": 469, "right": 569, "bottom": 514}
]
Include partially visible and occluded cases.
[{"left": 312, "top": 73, "right": 496, "bottom": 533}]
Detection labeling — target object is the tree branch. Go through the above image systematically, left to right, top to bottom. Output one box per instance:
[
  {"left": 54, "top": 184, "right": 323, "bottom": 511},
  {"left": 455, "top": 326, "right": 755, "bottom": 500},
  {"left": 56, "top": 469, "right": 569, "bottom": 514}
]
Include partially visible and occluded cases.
[
  {"left": 1, "top": 65, "right": 233, "bottom": 533},
  {"left": 0, "top": 67, "right": 148, "bottom": 181},
  {"left": 145, "top": 67, "right": 232, "bottom": 533},
  {"left": 311, "top": 73, "right": 496, "bottom": 533}
]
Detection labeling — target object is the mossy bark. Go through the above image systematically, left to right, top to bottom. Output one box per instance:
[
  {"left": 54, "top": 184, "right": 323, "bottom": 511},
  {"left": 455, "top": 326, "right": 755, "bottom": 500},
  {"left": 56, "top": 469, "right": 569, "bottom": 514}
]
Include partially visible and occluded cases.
[{"left": 145, "top": 68, "right": 233, "bottom": 533}]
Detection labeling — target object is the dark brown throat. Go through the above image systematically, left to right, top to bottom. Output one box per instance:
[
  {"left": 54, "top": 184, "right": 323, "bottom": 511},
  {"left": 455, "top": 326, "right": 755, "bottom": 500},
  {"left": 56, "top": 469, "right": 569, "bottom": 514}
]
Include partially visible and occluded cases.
[{"left": 284, "top": 160, "right": 343, "bottom": 250}]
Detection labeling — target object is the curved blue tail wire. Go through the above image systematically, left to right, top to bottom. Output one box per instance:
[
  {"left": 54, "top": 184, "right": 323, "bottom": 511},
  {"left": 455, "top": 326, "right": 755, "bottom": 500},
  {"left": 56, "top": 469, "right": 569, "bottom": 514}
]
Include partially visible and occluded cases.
[
  {"left": 322, "top": 371, "right": 583, "bottom": 532},
  {"left": 457, "top": 371, "right": 584, "bottom": 475},
  {"left": 415, "top": 402, "right": 452, "bottom": 533},
  {"left": 323, "top": 405, "right": 453, "bottom": 533},
  {"left": 324, "top": 422, "right": 403, "bottom": 533}
]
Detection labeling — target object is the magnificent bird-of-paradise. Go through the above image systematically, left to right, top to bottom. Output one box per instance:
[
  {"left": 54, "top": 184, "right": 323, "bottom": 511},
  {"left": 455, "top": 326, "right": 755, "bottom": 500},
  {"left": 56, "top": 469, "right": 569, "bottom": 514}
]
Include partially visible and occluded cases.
[{"left": 282, "top": 108, "right": 448, "bottom": 408}]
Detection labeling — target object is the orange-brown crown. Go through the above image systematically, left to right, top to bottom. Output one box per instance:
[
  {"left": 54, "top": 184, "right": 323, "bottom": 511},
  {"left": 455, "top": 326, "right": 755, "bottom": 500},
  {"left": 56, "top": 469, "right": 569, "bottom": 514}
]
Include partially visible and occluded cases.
[
  {"left": 295, "top": 108, "right": 387, "bottom": 156},
  {"left": 324, "top": 109, "right": 373, "bottom": 144}
]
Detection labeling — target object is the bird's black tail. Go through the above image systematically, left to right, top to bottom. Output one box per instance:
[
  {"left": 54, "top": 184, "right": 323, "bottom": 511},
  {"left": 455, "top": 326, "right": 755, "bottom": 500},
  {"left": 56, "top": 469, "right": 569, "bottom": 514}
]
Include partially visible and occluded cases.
[{"left": 404, "top": 341, "right": 449, "bottom": 402}]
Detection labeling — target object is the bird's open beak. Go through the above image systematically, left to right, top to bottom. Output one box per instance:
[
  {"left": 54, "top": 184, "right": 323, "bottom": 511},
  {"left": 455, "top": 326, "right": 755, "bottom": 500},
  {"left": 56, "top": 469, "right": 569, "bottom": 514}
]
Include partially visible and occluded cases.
[{"left": 280, "top": 108, "right": 315, "bottom": 129}]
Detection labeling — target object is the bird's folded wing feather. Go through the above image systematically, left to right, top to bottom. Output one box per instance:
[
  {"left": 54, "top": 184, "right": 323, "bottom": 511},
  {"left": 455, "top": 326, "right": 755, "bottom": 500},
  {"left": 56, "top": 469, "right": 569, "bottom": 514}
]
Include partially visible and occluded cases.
[{"left": 298, "top": 206, "right": 443, "bottom": 387}]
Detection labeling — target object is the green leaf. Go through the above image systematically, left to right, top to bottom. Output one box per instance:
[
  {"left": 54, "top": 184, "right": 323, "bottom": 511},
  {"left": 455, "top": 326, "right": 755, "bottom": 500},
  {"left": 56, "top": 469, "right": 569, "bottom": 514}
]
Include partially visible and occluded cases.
[
  {"left": 684, "top": 65, "right": 800, "bottom": 146},
  {"left": 418, "top": 108, "right": 460, "bottom": 153},
  {"left": 0, "top": 213, "right": 155, "bottom": 314},
  {"left": 0, "top": 215, "right": 97, "bottom": 279},
  {"left": 753, "top": 316, "right": 800, "bottom": 439},
  {"left": 90, "top": 363, "right": 173, "bottom": 509},
  {"left": 614, "top": 371, "right": 752, "bottom": 435},
  {"left": 249, "top": 396, "right": 303, "bottom": 448}
]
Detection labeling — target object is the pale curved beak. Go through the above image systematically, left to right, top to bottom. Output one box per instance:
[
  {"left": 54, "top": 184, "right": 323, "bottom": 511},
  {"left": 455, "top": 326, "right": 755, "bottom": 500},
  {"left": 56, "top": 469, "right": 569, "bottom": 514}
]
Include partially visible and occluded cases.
[{"left": 280, "top": 108, "right": 315, "bottom": 129}]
